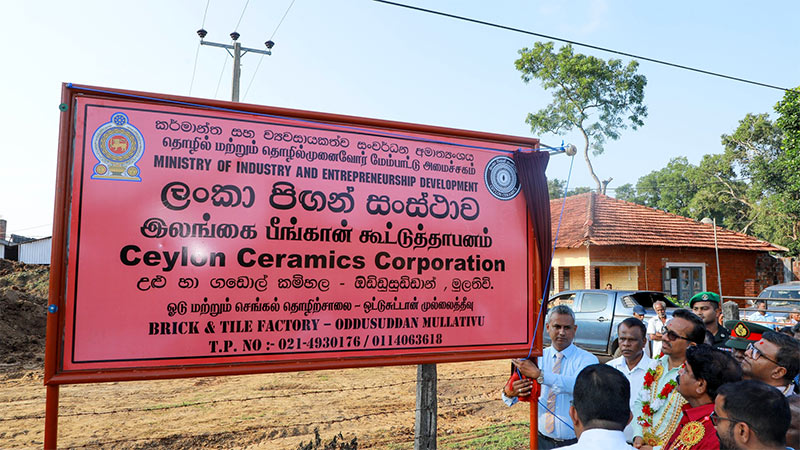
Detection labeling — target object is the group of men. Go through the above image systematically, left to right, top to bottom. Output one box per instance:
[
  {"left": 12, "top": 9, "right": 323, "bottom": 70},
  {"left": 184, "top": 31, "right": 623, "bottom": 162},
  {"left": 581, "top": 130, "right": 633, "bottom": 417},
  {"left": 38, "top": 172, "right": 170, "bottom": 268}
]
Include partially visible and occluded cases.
[{"left": 503, "top": 292, "right": 800, "bottom": 450}]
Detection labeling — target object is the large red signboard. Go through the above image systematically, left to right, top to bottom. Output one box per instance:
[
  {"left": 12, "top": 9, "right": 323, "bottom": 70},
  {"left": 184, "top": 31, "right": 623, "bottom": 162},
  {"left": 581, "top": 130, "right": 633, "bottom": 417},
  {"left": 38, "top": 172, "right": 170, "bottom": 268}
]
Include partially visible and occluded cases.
[{"left": 46, "top": 85, "right": 544, "bottom": 383}]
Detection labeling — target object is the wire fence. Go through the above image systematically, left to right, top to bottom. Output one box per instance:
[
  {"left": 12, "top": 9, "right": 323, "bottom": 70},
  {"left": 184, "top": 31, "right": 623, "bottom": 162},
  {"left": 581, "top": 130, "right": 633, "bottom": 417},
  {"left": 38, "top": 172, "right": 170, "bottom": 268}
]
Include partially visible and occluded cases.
[
  {"left": 1, "top": 371, "right": 522, "bottom": 449},
  {"left": 1, "top": 374, "right": 504, "bottom": 423}
]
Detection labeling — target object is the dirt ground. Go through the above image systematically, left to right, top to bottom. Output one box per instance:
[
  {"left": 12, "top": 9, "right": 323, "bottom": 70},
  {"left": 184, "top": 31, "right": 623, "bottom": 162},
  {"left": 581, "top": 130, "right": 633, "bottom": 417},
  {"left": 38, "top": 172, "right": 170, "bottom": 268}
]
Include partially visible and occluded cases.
[
  {"left": 0, "top": 261, "right": 534, "bottom": 449},
  {"left": 1, "top": 359, "right": 532, "bottom": 449}
]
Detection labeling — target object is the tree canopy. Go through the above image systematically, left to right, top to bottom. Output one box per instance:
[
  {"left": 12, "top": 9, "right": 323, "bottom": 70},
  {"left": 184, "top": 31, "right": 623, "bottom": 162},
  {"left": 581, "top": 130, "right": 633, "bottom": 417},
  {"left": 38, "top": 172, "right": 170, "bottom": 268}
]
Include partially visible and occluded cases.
[
  {"left": 516, "top": 42, "right": 647, "bottom": 194},
  {"left": 617, "top": 86, "right": 800, "bottom": 255},
  {"left": 548, "top": 178, "right": 592, "bottom": 200}
]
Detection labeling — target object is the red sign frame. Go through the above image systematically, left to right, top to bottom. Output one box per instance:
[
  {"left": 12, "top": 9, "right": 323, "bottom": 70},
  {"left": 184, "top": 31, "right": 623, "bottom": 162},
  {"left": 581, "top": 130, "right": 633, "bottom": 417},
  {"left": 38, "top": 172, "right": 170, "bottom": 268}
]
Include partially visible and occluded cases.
[{"left": 45, "top": 83, "right": 546, "bottom": 386}]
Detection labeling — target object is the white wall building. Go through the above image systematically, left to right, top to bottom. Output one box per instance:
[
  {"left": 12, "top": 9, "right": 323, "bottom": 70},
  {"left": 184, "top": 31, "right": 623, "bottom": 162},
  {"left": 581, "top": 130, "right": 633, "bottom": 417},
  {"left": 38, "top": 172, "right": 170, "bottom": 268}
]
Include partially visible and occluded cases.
[{"left": 18, "top": 237, "right": 52, "bottom": 264}]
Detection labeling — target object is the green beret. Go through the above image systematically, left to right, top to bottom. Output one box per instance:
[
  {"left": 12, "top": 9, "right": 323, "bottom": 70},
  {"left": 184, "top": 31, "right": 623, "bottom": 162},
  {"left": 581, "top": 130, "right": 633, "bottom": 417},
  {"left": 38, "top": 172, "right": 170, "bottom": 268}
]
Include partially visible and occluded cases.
[
  {"left": 689, "top": 291, "right": 721, "bottom": 308},
  {"left": 723, "top": 320, "right": 772, "bottom": 350}
]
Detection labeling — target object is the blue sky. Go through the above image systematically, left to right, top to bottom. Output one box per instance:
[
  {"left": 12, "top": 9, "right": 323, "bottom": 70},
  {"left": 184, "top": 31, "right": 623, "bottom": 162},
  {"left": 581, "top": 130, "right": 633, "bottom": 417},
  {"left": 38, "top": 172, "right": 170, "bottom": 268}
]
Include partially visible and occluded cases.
[{"left": 1, "top": 0, "right": 797, "bottom": 238}]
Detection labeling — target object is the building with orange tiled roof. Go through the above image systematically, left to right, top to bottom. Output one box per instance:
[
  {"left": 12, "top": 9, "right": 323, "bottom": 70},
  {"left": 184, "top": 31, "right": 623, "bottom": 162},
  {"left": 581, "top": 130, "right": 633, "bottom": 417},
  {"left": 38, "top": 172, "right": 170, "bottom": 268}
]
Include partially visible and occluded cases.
[{"left": 550, "top": 192, "right": 787, "bottom": 301}]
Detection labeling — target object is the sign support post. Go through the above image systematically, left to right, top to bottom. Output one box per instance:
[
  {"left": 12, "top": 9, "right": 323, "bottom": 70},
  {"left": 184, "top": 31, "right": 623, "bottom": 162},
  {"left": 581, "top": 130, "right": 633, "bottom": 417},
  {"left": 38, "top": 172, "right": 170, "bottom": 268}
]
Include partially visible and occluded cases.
[
  {"left": 414, "top": 363, "right": 437, "bottom": 449},
  {"left": 44, "top": 385, "right": 59, "bottom": 449},
  {"left": 530, "top": 393, "right": 539, "bottom": 450}
]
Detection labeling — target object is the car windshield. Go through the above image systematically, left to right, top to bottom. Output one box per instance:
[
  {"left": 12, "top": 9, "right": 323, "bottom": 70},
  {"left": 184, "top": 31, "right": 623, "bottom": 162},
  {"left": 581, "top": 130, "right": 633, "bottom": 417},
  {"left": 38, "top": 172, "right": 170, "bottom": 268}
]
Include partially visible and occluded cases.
[
  {"left": 758, "top": 288, "right": 800, "bottom": 300},
  {"left": 628, "top": 292, "right": 678, "bottom": 308}
]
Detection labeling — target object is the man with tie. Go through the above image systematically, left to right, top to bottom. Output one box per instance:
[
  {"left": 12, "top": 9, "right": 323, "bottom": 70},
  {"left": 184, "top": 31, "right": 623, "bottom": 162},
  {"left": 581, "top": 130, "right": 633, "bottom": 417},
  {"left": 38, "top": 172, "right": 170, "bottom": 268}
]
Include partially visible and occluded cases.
[{"left": 502, "top": 305, "right": 599, "bottom": 449}]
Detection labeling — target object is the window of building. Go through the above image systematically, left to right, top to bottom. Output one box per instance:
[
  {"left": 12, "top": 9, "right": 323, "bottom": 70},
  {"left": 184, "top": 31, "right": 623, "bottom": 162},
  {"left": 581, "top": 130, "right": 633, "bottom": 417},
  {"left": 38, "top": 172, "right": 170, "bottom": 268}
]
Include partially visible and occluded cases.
[
  {"left": 662, "top": 265, "right": 705, "bottom": 301},
  {"left": 562, "top": 268, "right": 570, "bottom": 290}
]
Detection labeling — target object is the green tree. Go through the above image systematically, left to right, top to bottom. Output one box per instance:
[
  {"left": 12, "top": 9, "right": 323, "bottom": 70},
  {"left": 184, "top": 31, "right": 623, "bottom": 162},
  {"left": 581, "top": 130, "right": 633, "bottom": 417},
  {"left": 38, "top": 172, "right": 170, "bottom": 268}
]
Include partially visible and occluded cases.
[
  {"left": 515, "top": 42, "right": 647, "bottom": 194},
  {"left": 771, "top": 86, "right": 800, "bottom": 253},
  {"left": 615, "top": 100, "right": 800, "bottom": 256},
  {"left": 689, "top": 113, "right": 783, "bottom": 234},
  {"left": 620, "top": 120, "right": 777, "bottom": 231},
  {"left": 687, "top": 152, "right": 750, "bottom": 231},
  {"left": 631, "top": 157, "right": 699, "bottom": 217},
  {"left": 548, "top": 178, "right": 593, "bottom": 199},
  {"left": 548, "top": 178, "right": 565, "bottom": 199},
  {"left": 613, "top": 183, "right": 637, "bottom": 203},
  {"left": 569, "top": 186, "right": 593, "bottom": 196}
]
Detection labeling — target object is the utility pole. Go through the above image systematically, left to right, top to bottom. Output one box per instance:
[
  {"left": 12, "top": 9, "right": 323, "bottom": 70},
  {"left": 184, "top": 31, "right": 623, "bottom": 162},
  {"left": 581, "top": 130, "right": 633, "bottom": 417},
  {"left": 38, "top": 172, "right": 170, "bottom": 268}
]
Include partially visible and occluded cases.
[{"left": 197, "top": 29, "right": 274, "bottom": 102}]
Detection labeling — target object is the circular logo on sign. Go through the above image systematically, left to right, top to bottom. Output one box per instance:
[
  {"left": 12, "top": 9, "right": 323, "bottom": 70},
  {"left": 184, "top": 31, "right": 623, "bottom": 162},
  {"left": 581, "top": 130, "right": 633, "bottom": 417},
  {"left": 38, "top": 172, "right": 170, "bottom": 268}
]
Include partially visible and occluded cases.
[
  {"left": 90, "top": 111, "right": 146, "bottom": 182},
  {"left": 108, "top": 135, "right": 130, "bottom": 154},
  {"left": 484, "top": 156, "right": 520, "bottom": 200}
]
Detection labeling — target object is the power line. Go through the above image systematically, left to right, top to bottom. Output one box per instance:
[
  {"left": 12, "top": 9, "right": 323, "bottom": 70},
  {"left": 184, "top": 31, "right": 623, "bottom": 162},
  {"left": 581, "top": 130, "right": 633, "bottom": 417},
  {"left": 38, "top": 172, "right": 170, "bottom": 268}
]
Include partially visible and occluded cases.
[
  {"left": 189, "top": 0, "right": 212, "bottom": 96},
  {"left": 201, "top": 0, "right": 211, "bottom": 28},
  {"left": 211, "top": 0, "right": 254, "bottom": 100},
  {"left": 234, "top": 0, "right": 250, "bottom": 31},
  {"left": 243, "top": 0, "right": 298, "bottom": 101},
  {"left": 269, "top": 0, "right": 297, "bottom": 42},
  {"left": 372, "top": 0, "right": 797, "bottom": 93},
  {"left": 189, "top": 43, "right": 202, "bottom": 96},
  {"left": 213, "top": 49, "right": 230, "bottom": 99},
  {"left": 551, "top": 179, "right": 750, "bottom": 187},
  {"left": 559, "top": 181, "right": 751, "bottom": 191},
  {"left": 4, "top": 223, "right": 52, "bottom": 235}
]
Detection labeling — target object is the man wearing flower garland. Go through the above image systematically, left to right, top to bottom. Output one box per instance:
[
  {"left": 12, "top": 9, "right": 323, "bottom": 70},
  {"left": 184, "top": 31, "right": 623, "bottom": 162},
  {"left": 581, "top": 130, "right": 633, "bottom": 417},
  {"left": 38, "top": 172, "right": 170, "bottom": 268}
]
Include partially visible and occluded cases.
[
  {"left": 633, "top": 309, "right": 706, "bottom": 450},
  {"left": 663, "top": 344, "right": 742, "bottom": 450}
]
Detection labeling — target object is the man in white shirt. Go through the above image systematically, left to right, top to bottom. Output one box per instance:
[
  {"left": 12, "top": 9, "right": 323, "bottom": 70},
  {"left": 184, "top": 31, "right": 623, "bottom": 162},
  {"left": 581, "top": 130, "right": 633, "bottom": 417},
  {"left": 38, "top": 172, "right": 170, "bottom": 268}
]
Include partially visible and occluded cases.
[
  {"left": 746, "top": 300, "right": 778, "bottom": 330},
  {"left": 647, "top": 301, "right": 668, "bottom": 356},
  {"left": 502, "top": 305, "right": 599, "bottom": 449},
  {"left": 784, "top": 306, "right": 800, "bottom": 327},
  {"left": 606, "top": 317, "right": 651, "bottom": 443},
  {"left": 560, "top": 364, "right": 635, "bottom": 449}
]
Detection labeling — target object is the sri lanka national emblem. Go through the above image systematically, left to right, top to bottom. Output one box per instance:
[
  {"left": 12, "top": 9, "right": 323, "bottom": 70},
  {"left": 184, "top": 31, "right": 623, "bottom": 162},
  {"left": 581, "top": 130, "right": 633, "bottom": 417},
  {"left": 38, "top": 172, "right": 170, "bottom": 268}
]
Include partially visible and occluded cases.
[{"left": 90, "top": 112, "right": 145, "bottom": 181}]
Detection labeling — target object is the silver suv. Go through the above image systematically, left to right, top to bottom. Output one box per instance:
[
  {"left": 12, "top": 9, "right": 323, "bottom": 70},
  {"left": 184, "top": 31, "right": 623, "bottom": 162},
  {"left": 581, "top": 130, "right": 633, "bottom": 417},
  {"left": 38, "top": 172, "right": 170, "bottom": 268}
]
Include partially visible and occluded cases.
[
  {"left": 755, "top": 282, "right": 800, "bottom": 323},
  {"left": 544, "top": 290, "right": 678, "bottom": 356}
]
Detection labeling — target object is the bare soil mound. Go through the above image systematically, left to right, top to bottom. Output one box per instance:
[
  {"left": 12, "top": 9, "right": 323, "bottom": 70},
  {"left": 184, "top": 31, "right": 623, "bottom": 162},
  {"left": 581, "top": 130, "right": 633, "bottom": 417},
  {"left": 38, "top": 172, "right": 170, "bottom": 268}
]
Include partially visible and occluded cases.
[{"left": 0, "top": 259, "right": 49, "bottom": 369}]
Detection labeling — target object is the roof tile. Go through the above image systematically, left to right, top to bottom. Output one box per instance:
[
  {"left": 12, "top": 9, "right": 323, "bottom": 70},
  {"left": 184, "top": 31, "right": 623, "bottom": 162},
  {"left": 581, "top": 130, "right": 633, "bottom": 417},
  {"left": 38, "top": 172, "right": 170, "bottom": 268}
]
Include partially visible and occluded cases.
[{"left": 549, "top": 192, "right": 784, "bottom": 252}]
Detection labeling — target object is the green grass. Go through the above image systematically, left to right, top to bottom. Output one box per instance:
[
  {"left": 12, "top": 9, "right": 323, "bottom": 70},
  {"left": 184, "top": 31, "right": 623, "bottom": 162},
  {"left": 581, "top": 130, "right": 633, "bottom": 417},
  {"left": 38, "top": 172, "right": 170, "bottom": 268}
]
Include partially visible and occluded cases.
[
  {"left": 440, "top": 422, "right": 529, "bottom": 450},
  {"left": 386, "top": 443, "right": 414, "bottom": 450},
  {"left": 386, "top": 443, "right": 411, "bottom": 450}
]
